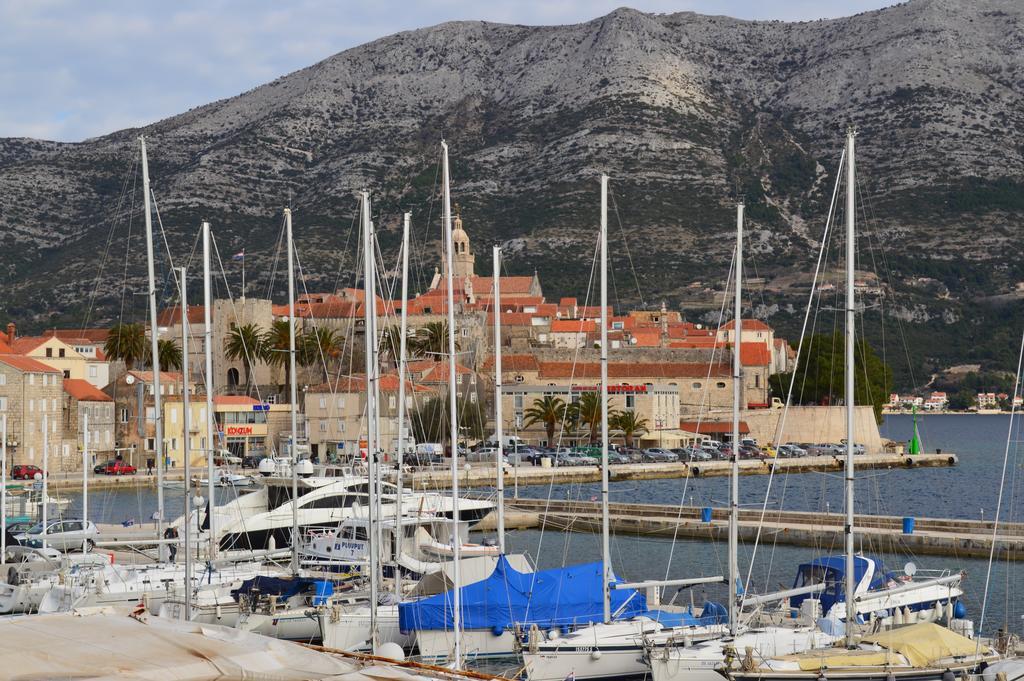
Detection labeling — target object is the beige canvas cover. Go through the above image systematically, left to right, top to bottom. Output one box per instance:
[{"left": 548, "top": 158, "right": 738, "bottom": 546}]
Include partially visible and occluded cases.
[{"left": 862, "top": 622, "right": 990, "bottom": 668}]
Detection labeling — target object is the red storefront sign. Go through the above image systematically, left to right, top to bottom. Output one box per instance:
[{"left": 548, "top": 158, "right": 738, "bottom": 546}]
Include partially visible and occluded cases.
[{"left": 225, "top": 426, "right": 254, "bottom": 436}]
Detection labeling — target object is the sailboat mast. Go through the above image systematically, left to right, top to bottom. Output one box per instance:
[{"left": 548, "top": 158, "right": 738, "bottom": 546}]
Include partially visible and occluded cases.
[
  {"left": 844, "top": 128, "right": 857, "bottom": 643},
  {"left": 141, "top": 135, "right": 166, "bottom": 549},
  {"left": 441, "top": 140, "right": 463, "bottom": 668},
  {"left": 600, "top": 174, "right": 611, "bottom": 624},
  {"left": 361, "top": 191, "right": 380, "bottom": 651},
  {"left": 729, "top": 203, "right": 744, "bottom": 637},
  {"left": 285, "top": 208, "right": 300, "bottom": 576},
  {"left": 394, "top": 211, "right": 411, "bottom": 593},
  {"left": 202, "top": 222, "right": 217, "bottom": 560},
  {"left": 493, "top": 246, "right": 505, "bottom": 553},
  {"left": 179, "top": 266, "right": 193, "bottom": 620},
  {"left": 82, "top": 414, "right": 89, "bottom": 554},
  {"left": 1, "top": 415, "right": 5, "bottom": 559}
]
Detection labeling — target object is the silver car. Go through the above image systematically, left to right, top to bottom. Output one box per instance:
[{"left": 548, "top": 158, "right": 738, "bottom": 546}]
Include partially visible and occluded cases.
[{"left": 16, "top": 519, "right": 99, "bottom": 552}]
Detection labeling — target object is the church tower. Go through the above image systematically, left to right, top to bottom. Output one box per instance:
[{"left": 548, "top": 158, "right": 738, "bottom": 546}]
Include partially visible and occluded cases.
[{"left": 446, "top": 206, "right": 475, "bottom": 279}]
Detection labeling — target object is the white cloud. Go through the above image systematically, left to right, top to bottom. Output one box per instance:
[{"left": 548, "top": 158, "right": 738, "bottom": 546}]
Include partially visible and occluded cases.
[{"left": 0, "top": 0, "right": 898, "bottom": 141}]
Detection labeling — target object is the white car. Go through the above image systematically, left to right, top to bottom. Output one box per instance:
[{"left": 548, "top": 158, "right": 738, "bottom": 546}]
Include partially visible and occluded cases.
[{"left": 16, "top": 519, "right": 99, "bottom": 552}]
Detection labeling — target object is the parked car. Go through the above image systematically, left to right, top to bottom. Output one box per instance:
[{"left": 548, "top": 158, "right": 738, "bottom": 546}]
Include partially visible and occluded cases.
[
  {"left": 840, "top": 440, "right": 867, "bottom": 455},
  {"left": 776, "top": 444, "right": 808, "bottom": 458},
  {"left": 738, "top": 445, "right": 764, "bottom": 459},
  {"left": 466, "top": 447, "right": 501, "bottom": 463},
  {"left": 675, "top": 447, "right": 712, "bottom": 461},
  {"left": 642, "top": 448, "right": 678, "bottom": 463},
  {"left": 606, "top": 451, "right": 630, "bottom": 465},
  {"left": 213, "top": 453, "right": 243, "bottom": 466},
  {"left": 241, "top": 455, "right": 267, "bottom": 469},
  {"left": 93, "top": 459, "right": 118, "bottom": 474},
  {"left": 104, "top": 461, "right": 137, "bottom": 475},
  {"left": 11, "top": 465, "right": 44, "bottom": 480},
  {"left": 16, "top": 519, "right": 99, "bottom": 552}
]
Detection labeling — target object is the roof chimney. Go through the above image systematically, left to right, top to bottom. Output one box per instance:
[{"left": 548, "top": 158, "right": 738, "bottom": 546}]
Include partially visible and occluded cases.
[{"left": 6, "top": 322, "right": 14, "bottom": 345}]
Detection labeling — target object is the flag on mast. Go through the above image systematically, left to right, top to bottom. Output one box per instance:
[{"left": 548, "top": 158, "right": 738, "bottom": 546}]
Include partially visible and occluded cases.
[{"left": 232, "top": 250, "right": 245, "bottom": 261}]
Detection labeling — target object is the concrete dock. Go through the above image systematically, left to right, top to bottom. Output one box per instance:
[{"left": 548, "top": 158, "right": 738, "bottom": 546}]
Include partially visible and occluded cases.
[
  {"left": 400, "top": 452, "right": 958, "bottom": 490},
  {"left": 473, "top": 497, "right": 1023, "bottom": 560}
]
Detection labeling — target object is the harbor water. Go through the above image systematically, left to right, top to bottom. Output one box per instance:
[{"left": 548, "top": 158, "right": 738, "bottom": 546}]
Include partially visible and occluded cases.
[{"left": 53, "top": 414, "right": 1024, "bottom": 636}]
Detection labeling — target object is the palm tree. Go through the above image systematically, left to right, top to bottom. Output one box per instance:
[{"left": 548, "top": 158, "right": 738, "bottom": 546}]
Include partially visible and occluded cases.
[
  {"left": 264, "top": 319, "right": 293, "bottom": 395},
  {"left": 410, "top": 321, "right": 458, "bottom": 359},
  {"left": 104, "top": 323, "right": 146, "bottom": 370},
  {"left": 224, "top": 323, "right": 265, "bottom": 394},
  {"left": 300, "top": 326, "right": 342, "bottom": 381},
  {"left": 140, "top": 337, "right": 182, "bottom": 371},
  {"left": 573, "top": 392, "right": 615, "bottom": 445},
  {"left": 523, "top": 396, "right": 567, "bottom": 445},
  {"left": 609, "top": 410, "right": 649, "bottom": 448}
]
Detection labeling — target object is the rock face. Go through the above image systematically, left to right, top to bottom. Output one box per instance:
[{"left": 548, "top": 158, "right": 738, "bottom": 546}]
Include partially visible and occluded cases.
[{"left": 1, "top": 0, "right": 1023, "bottom": 383}]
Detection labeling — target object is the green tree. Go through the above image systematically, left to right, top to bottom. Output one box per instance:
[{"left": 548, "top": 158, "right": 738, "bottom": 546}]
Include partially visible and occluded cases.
[
  {"left": 264, "top": 319, "right": 295, "bottom": 395},
  {"left": 409, "top": 321, "right": 459, "bottom": 359},
  {"left": 104, "top": 323, "right": 146, "bottom": 370},
  {"left": 224, "top": 323, "right": 266, "bottom": 394},
  {"left": 378, "top": 325, "right": 412, "bottom": 366},
  {"left": 300, "top": 326, "right": 343, "bottom": 381},
  {"left": 769, "top": 333, "right": 893, "bottom": 423},
  {"left": 153, "top": 338, "right": 183, "bottom": 371},
  {"left": 947, "top": 389, "right": 976, "bottom": 411},
  {"left": 569, "top": 392, "right": 616, "bottom": 445},
  {"left": 410, "top": 396, "right": 485, "bottom": 446},
  {"left": 523, "top": 396, "right": 567, "bottom": 445},
  {"left": 609, "top": 410, "right": 649, "bottom": 448}
]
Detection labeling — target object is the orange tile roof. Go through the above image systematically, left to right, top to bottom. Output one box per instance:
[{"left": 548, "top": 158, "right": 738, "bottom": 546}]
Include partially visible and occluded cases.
[
  {"left": 559, "top": 297, "right": 578, "bottom": 306},
  {"left": 157, "top": 305, "right": 206, "bottom": 326},
  {"left": 551, "top": 319, "right": 596, "bottom": 334},
  {"left": 721, "top": 319, "right": 771, "bottom": 331},
  {"left": 47, "top": 328, "right": 110, "bottom": 343},
  {"left": 629, "top": 329, "right": 662, "bottom": 347},
  {"left": 9, "top": 336, "right": 54, "bottom": 354},
  {"left": 0, "top": 338, "right": 11, "bottom": 354},
  {"left": 740, "top": 342, "right": 771, "bottom": 367},
  {"left": 0, "top": 354, "right": 62, "bottom": 373},
  {"left": 407, "top": 360, "right": 474, "bottom": 383},
  {"left": 538, "top": 361, "right": 730, "bottom": 379},
  {"left": 126, "top": 370, "right": 185, "bottom": 383},
  {"left": 63, "top": 378, "right": 112, "bottom": 402}
]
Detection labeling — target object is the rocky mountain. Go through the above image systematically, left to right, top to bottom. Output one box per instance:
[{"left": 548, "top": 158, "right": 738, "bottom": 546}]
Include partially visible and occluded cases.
[{"left": 2, "top": 0, "right": 1023, "bottom": 387}]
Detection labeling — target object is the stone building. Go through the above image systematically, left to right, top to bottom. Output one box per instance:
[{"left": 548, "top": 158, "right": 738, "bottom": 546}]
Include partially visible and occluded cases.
[
  {"left": 0, "top": 354, "right": 66, "bottom": 467},
  {"left": 63, "top": 378, "right": 115, "bottom": 466}
]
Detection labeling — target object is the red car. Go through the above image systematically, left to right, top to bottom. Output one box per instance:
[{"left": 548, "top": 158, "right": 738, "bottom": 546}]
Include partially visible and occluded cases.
[
  {"left": 104, "top": 461, "right": 137, "bottom": 475},
  {"left": 11, "top": 464, "right": 44, "bottom": 480}
]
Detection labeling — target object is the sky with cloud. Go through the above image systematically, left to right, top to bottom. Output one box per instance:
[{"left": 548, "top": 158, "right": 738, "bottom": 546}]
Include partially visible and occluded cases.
[{"left": 0, "top": 0, "right": 898, "bottom": 142}]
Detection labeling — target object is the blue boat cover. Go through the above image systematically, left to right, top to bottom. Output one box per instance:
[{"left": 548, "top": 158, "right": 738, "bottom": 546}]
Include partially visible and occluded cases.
[
  {"left": 398, "top": 555, "right": 647, "bottom": 633},
  {"left": 231, "top": 575, "right": 334, "bottom": 605},
  {"left": 647, "top": 602, "right": 728, "bottom": 628}
]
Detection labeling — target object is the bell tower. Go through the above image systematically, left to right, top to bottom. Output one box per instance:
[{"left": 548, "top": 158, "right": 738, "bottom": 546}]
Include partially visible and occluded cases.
[{"left": 447, "top": 205, "right": 475, "bottom": 279}]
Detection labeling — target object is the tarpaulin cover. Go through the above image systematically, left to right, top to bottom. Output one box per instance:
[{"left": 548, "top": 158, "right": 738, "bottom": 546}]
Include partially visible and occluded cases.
[
  {"left": 398, "top": 555, "right": 647, "bottom": 633},
  {"left": 231, "top": 575, "right": 333, "bottom": 605},
  {"left": 861, "top": 622, "right": 991, "bottom": 668}
]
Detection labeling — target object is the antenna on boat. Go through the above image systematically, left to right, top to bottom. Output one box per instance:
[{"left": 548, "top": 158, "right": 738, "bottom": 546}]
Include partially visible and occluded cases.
[
  {"left": 844, "top": 126, "right": 858, "bottom": 646},
  {"left": 141, "top": 135, "right": 166, "bottom": 557},
  {"left": 441, "top": 139, "right": 463, "bottom": 668},
  {"left": 600, "top": 173, "right": 611, "bottom": 623},
  {"left": 729, "top": 202, "right": 743, "bottom": 638}
]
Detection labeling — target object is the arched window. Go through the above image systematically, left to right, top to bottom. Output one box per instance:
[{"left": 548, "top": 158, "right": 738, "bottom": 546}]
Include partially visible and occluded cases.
[
  {"left": 227, "top": 368, "right": 240, "bottom": 387},
  {"left": 716, "top": 381, "right": 727, "bottom": 389}
]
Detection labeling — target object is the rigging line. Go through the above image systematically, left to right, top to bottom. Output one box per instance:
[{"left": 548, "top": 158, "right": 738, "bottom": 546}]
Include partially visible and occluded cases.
[
  {"left": 745, "top": 145, "right": 845, "bottom": 594},
  {"left": 83, "top": 152, "right": 140, "bottom": 333},
  {"left": 413, "top": 153, "right": 443, "bottom": 296},
  {"left": 117, "top": 162, "right": 140, "bottom": 328},
  {"left": 857, "top": 178, "right": 921, "bottom": 392},
  {"left": 609, "top": 188, "right": 646, "bottom": 308},
  {"left": 329, "top": 207, "right": 361, "bottom": 297},
  {"left": 210, "top": 230, "right": 269, "bottom": 408},
  {"left": 662, "top": 242, "right": 737, "bottom": 584},
  {"left": 976, "top": 325, "right": 1024, "bottom": 652}
]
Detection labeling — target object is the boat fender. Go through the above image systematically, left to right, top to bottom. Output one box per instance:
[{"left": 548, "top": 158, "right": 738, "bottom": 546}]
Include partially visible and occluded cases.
[
  {"left": 948, "top": 456, "right": 955, "bottom": 466},
  {"left": 905, "top": 457, "right": 914, "bottom": 467},
  {"left": 692, "top": 467, "right": 701, "bottom": 478},
  {"left": 7, "top": 566, "right": 18, "bottom": 586},
  {"left": 954, "top": 601, "right": 967, "bottom": 619},
  {"left": 492, "top": 625, "right": 504, "bottom": 637},
  {"left": 547, "top": 627, "right": 561, "bottom": 641},
  {"left": 591, "top": 649, "right": 602, "bottom": 661}
]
